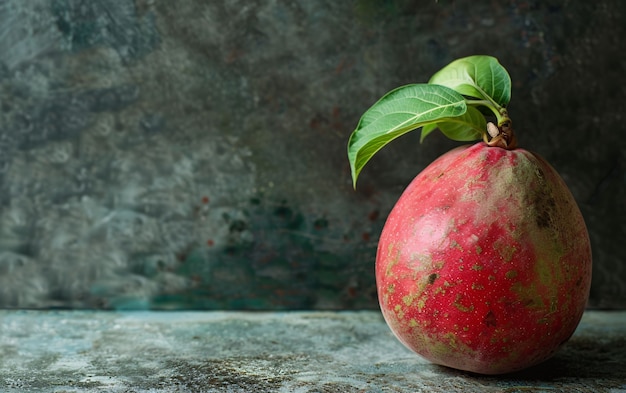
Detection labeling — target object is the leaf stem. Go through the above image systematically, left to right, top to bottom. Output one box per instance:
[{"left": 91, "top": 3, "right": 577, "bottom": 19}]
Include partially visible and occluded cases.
[
  {"left": 465, "top": 99, "right": 516, "bottom": 149},
  {"left": 465, "top": 99, "right": 505, "bottom": 124}
]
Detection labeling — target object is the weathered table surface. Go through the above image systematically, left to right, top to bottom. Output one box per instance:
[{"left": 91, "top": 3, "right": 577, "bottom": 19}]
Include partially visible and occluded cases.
[{"left": 0, "top": 310, "right": 624, "bottom": 392}]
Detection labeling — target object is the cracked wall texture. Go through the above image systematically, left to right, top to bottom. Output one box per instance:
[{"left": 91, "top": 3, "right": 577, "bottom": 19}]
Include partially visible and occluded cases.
[{"left": 0, "top": 0, "right": 624, "bottom": 309}]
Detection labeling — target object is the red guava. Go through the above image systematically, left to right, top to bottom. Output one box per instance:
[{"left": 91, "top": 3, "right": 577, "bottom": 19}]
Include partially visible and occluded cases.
[{"left": 376, "top": 142, "right": 592, "bottom": 374}]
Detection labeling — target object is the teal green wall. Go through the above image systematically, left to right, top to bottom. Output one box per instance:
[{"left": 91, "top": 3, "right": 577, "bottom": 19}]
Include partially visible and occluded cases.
[{"left": 0, "top": 0, "right": 624, "bottom": 309}]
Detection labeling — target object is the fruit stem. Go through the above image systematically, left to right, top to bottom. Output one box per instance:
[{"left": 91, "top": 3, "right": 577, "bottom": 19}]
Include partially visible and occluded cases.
[
  {"left": 467, "top": 100, "right": 517, "bottom": 150},
  {"left": 485, "top": 120, "right": 517, "bottom": 149}
]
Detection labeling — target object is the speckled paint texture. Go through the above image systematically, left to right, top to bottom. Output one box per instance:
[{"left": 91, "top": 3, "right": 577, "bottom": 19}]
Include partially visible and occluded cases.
[{"left": 0, "top": 1, "right": 624, "bottom": 309}]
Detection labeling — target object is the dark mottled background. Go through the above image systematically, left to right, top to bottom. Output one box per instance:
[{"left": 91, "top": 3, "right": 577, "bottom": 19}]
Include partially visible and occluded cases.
[{"left": 0, "top": 0, "right": 623, "bottom": 310}]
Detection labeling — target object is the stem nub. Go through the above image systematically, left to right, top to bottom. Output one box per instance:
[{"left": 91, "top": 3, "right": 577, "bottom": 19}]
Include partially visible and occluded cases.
[
  {"left": 466, "top": 100, "right": 517, "bottom": 150},
  {"left": 484, "top": 119, "right": 517, "bottom": 149}
]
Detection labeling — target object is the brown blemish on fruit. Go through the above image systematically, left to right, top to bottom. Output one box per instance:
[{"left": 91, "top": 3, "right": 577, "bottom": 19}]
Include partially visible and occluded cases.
[
  {"left": 535, "top": 195, "right": 556, "bottom": 229},
  {"left": 471, "top": 264, "right": 483, "bottom": 271},
  {"left": 505, "top": 270, "right": 518, "bottom": 279},
  {"left": 428, "top": 273, "right": 439, "bottom": 285},
  {"left": 575, "top": 276, "right": 583, "bottom": 287},
  {"left": 471, "top": 282, "right": 484, "bottom": 290},
  {"left": 483, "top": 310, "right": 497, "bottom": 327}
]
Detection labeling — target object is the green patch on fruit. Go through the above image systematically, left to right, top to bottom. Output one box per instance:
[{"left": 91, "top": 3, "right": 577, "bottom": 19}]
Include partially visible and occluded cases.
[
  {"left": 493, "top": 237, "right": 517, "bottom": 262},
  {"left": 450, "top": 239, "right": 463, "bottom": 251},
  {"left": 385, "top": 244, "right": 401, "bottom": 278},
  {"left": 531, "top": 253, "right": 564, "bottom": 312},
  {"left": 432, "top": 260, "right": 445, "bottom": 270},
  {"left": 405, "top": 274, "right": 436, "bottom": 310},
  {"left": 510, "top": 281, "right": 545, "bottom": 310},
  {"left": 453, "top": 293, "right": 475, "bottom": 313},
  {"left": 402, "top": 294, "right": 416, "bottom": 307},
  {"left": 394, "top": 304, "right": 405, "bottom": 320},
  {"left": 429, "top": 331, "right": 477, "bottom": 361},
  {"left": 444, "top": 332, "right": 459, "bottom": 350},
  {"left": 430, "top": 337, "right": 455, "bottom": 359}
]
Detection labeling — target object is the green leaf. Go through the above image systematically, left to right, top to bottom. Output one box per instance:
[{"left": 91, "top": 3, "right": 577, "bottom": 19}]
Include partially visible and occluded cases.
[
  {"left": 428, "top": 55, "right": 511, "bottom": 107},
  {"left": 348, "top": 84, "right": 467, "bottom": 187},
  {"left": 419, "top": 106, "right": 486, "bottom": 143},
  {"left": 436, "top": 106, "right": 486, "bottom": 141},
  {"left": 419, "top": 123, "right": 438, "bottom": 142}
]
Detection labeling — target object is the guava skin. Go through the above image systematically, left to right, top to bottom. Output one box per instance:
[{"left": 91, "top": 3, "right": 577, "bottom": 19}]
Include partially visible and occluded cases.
[{"left": 376, "top": 142, "right": 592, "bottom": 375}]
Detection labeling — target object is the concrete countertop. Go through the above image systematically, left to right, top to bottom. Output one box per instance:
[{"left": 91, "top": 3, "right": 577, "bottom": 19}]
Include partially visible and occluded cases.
[{"left": 0, "top": 310, "right": 624, "bottom": 392}]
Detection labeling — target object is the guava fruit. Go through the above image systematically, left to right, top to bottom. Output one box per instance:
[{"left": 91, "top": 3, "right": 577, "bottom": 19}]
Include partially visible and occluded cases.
[
  {"left": 347, "top": 55, "right": 592, "bottom": 374},
  {"left": 375, "top": 142, "right": 591, "bottom": 374}
]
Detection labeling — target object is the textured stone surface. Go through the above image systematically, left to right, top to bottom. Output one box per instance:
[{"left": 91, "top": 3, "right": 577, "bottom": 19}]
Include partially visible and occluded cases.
[
  {"left": 0, "top": 1, "right": 624, "bottom": 309},
  {"left": 0, "top": 310, "right": 624, "bottom": 392}
]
